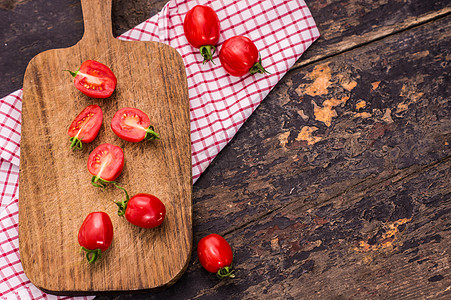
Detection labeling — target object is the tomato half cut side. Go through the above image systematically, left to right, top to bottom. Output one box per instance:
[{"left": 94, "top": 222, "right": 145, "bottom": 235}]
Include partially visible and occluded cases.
[
  {"left": 66, "top": 60, "right": 117, "bottom": 98},
  {"left": 68, "top": 105, "right": 103, "bottom": 150},
  {"left": 111, "top": 107, "right": 159, "bottom": 143},
  {"left": 88, "top": 143, "right": 124, "bottom": 185},
  {"left": 88, "top": 144, "right": 128, "bottom": 197},
  {"left": 78, "top": 211, "right": 114, "bottom": 264}
]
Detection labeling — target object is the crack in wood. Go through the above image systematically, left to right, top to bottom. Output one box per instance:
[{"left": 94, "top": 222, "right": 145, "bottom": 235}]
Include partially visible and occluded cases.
[
  {"left": 291, "top": 9, "right": 451, "bottom": 71},
  {"left": 221, "top": 156, "right": 450, "bottom": 238}
]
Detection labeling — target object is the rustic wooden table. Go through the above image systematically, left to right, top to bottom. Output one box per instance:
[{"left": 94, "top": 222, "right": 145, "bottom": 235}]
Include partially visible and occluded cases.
[{"left": 1, "top": 0, "right": 450, "bottom": 299}]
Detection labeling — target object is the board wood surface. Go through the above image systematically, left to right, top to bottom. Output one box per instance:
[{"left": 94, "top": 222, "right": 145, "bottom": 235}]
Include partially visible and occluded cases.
[{"left": 18, "top": 0, "right": 192, "bottom": 294}]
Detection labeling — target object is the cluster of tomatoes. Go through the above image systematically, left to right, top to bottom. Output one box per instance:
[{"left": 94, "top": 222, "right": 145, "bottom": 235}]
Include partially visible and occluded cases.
[
  {"left": 184, "top": 5, "right": 270, "bottom": 76},
  {"left": 184, "top": 5, "right": 251, "bottom": 279},
  {"left": 67, "top": 59, "right": 235, "bottom": 278},
  {"left": 66, "top": 60, "right": 165, "bottom": 264}
]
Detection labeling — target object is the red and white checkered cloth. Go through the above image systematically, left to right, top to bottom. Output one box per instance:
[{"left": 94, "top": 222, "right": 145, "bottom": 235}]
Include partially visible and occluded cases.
[{"left": 0, "top": 0, "right": 319, "bottom": 298}]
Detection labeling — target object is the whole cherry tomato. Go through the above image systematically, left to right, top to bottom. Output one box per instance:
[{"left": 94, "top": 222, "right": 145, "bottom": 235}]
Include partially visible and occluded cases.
[
  {"left": 183, "top": 5, "right": 220, "bottom": 64},
  {"left": 219, "top": 36, "right": 270, "bottom": 77},
  {"left": 66, "top": 60, "right": 117, "bottom": 98},
  {"left": 68, "top": 105, "right": 103, "bottom": 150},
  {"left": 111, "top": 107, "right": 159, "bottom": 143},
  {"left": 88, "top": 143, "right": 124, "bottom": 188},
  {"left": 117, "top": 193, "right": 166, "bottom": 228},
  {"left": 78, "top": 212, "right": 113, "bottom": 264},
  {"left": 197, "top": 233, "right": 235, "bottom": 278}
]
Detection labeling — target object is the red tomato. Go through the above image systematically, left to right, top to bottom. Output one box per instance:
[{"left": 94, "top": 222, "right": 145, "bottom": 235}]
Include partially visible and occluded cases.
[
  {"left": 183, "top": 5, "right": 220, "bottom": 63},
  {"left": 219, "top": 36, "right": 270, "bottom": 77},
  {"left": 66, "top": 60, "right": 117, "bottom": 98},
  {"left": 68, "top": 105, "right": 103, "bottom": 150},
  {"left": 111, "top": 107, "right": 159, "bottom": 143},
  {"left": 88, "top": 143, "right": 124, "bottom": 185},
  {"left": 123, "top": 193, "right": 166, "bottom": 228},
  {"left": 78, "top": 212, "right": 113, "bottom": 264},
  {"left": 197, "top": 234, "right": 235, "bottom": 278}
]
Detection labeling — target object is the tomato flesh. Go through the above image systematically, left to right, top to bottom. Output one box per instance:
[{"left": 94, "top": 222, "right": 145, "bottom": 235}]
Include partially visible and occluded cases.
[
  {"left": 183, "top": 5, "right": 220, "bottom": 63},
  {"left": 219, "top": 36, "right": 269, "bottom": 77},
  {"left": 71, "top": 60, "right": 117, "bottom": 98},
  {"left": 68, "top": 105, "right": 103, "bottom": 146},
  {"left": 111, "top": 107, "right": 158, "bottom": 143},
  {"left": 87, "top": 143, "right": 124, "bottom": 181},
  {"left": 125, "top": 193, "right": 166, "bottom": 228},
  {"left": 197, "top": 234, "right": 234, "bottom": 278}
]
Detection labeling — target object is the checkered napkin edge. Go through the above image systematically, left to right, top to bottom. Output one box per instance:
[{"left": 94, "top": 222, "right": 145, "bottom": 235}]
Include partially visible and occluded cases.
[{"left": 0, "top": 0, "right": 319, "bottom": 298}]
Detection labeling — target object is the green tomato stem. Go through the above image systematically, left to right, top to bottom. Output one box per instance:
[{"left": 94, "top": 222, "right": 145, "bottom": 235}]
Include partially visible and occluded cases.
[
  {"left": 200, "top": 45, "right": 216, "bottom": 64},
  {"left": 249, "top": 55, "right": 270, "bottom": 75},
  {"left": 64, "top": 69, "right": 79, "bottom": 78},
  {"left": 145, "top": 126, "right": 160, "bottom": 141},
  {"left": 69, "top": 136, "right": 83, "bottom": 151},
  {"left": 114, "top": 187, "right": 130, "bottom": 216},
  {"left": 80, "top": 247, "right": 102, "bottom": 264},
  {"left": 216, "top": 266, "right": 235, "bottom": 279}
]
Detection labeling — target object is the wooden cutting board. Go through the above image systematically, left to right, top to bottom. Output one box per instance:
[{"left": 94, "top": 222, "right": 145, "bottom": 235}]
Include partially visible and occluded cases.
[{"left": 19, "top": 0, "right": 192, "bottom": 295}]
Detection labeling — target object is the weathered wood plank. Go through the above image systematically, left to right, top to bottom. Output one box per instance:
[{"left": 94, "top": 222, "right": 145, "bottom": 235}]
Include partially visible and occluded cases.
[
  {"left": 1, "top": 0, "right": 450, "bottom": 97},
  {"left": 1, "top": 0, "right": 83, "bottom": 97},
  {"left": 295, "top": 0, "right": 451, "bottom": 68},
  {"left": 96, "top": 12, "right": 450, "bottom": 300},
  {"left": 191, "top": 14, "right": 450, "bottom": 237},
  {"left": 124, "top": 158, "right": 449, "bottom": 299},
  {"left": 171, "top": 158, "right": 450, "bottom": 300}
]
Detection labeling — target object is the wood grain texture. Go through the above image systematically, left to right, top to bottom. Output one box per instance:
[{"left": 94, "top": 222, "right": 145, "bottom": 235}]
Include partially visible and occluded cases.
[
  {"left": 1, "top": 0, "right": 448, "bottom": 298},
  {"left": 2, "top": 0, "right": 449, "bottom": 98},
  {"left": 18, "top": 0, "right": 191, "bottom": 294},
  {"left": 294, "top": 0, "right": 451, "bottom": 68},
  {"left": 95, "top": 13, "right": 450, "bottom": 300},
  {"left": 190, "top": 14, "right": 451, "bottom": 239}
]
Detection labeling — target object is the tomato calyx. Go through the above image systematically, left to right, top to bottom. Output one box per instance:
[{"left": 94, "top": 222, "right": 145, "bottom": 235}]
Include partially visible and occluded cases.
[
  {"left": 199, "top": 45, "right": 216, "bottom": 64},
  {"left": 249, "top": 56, "right": 271, "bottom": 75},
  {"left": 65, "top": 69, "right": 79, "bottom": 78},
  {"left": 144, "top": 125, "right": 160, "bottom": 141},
  {"left": 69, "top": 136, "right": 83, "bottom": 150},
  {"left": 113, "top": 188, "right": 131, "bottom": 216},
  {"left": 80, "top": 246, "right": 102, "bottom": 264},
  {"left": 217, "top": 266, "right": 235, "bottom": 279}
]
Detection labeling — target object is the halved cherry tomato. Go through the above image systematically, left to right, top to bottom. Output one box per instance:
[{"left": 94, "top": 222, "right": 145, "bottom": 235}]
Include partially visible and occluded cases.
[
  {"left": 183, "top": 5, "right": 220, "bottom": 63},
  {"left": 219, "top": 36, "right": 270, "bottom": 77},
  {"left": 66, "top": 60, "right": 117, "bottom": 98},
  {"left": 68, "top": 105, "right": 103, "bottom": 150},
  {"left": 111, "top": 107, "right": 159, "bottom": 143},
  {"left": 88, "top": 143, "right": 124, "bottom": 188},
  {"left": 116, "top": 193, "right": 166, "bottom": 228},
  {"left": 78, "top": 211, "right": 113, "bottom": 264},
  {"left": 198, "top": 234, "right": 235, "bottom": 278}
]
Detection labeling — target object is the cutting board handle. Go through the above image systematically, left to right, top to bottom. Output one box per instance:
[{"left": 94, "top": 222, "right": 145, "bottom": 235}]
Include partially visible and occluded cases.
[{"left": 80, "top": 0, "right": 114, "bottom": 42}]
